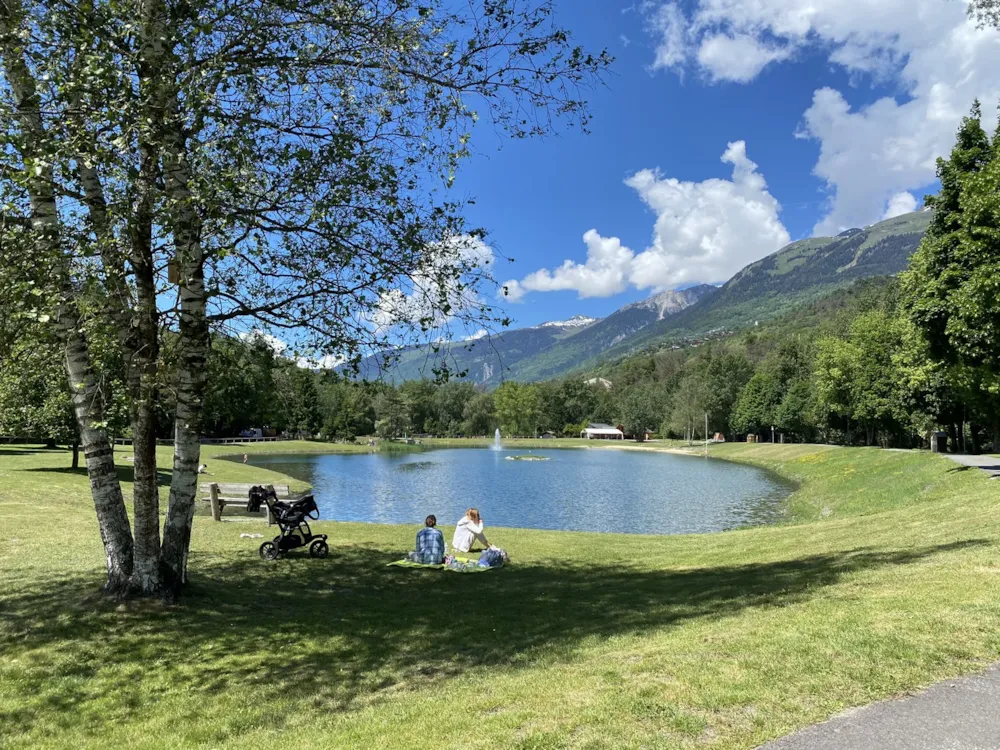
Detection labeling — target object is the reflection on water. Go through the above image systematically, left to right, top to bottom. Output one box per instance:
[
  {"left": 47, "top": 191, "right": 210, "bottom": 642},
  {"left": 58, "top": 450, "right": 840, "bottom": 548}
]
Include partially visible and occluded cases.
[
  {"left": 241, "top": 448, "right": 793, "bottom": 535},
  {"left": 396, "top": 461, "right": 437, "bottom": 472}
]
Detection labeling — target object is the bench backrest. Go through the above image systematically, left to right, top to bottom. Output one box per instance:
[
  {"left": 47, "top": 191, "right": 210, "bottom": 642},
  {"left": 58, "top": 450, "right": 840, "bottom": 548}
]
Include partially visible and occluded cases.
[{"left": 198, "top": 483, "right": 290, "bottom": 497}]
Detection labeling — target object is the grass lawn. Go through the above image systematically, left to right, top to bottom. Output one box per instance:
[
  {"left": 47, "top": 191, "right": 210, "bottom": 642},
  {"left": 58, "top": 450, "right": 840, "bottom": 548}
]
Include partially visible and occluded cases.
[{"left": 1, "top": 440, "right": 999, "bottom": 749}]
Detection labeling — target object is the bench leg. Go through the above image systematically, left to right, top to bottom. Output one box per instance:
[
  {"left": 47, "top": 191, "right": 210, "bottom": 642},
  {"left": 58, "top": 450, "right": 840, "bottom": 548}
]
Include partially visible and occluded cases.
[{"left": 210, "top": 483, "right": 222, "bottom": 522}]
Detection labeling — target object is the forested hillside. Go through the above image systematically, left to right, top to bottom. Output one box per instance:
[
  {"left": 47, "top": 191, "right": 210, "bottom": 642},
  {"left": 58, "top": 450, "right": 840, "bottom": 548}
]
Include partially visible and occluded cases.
[
  {"left": 361, "top": 210, "right": 932, "bottom": 386},
  {"left": 556, "top": 210, "right": 933, "bottom": 373},
  {"left": 354, "top": 285, "right": 714, "bottom": 385}
]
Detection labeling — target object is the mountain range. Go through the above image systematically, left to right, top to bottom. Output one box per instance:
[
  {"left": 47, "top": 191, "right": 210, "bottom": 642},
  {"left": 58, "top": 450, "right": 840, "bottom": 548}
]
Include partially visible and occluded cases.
[{"left": 355, "top": 209, "right": 932, "bottom": 385}]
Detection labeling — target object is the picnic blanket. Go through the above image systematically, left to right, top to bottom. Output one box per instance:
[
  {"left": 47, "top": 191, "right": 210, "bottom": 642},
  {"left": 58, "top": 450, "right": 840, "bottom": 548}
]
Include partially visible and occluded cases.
[{"left": 388, "top": 555, "right": 495, "bottom": 573}]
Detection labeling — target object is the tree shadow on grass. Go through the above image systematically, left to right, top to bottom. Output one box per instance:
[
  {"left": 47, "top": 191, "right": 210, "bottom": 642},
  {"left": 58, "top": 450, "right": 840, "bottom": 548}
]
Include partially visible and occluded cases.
[
  {"left": 22, "top": 465, "right": 173, "bottom": 485},
  {"left": 0, "top": 538, "right": 990, "bottom": 735}
]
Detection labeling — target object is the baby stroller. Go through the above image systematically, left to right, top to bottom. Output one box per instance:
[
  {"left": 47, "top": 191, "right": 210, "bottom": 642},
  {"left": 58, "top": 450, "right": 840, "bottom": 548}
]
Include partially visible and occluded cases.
[{"left": 248, "top": 485, "right": 329, "bottom": 561}]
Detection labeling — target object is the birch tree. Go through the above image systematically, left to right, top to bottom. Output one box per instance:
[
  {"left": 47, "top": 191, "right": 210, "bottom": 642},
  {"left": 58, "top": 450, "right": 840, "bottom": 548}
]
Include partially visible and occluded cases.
[{"left": 0, "top": 0, "right": 609, "bottom": 598}]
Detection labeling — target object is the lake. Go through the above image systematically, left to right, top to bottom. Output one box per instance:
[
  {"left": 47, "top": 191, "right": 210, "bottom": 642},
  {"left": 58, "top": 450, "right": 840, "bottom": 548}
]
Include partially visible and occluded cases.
[{"left": 242, "top": 447, "right": 793, "bottom": 536}]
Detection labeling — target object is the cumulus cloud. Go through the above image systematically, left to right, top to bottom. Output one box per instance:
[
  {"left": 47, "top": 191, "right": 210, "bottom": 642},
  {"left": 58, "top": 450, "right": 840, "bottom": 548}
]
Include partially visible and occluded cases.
[
  {"left": 644, "top": 0, "right": 1000, "bottom": 233},
  {"left": 695, "top": 34, "right": 793, "bottom": 83},
  {"left": 503, "top": 141, "right": 790, "bottom": 299},
  {"left": 882, "top": 191, "right": 919, "bottom": 221},
  {"left": 503, "top": 231, "right": 634, "bottom": 301},
  {"left": 372, "top": 235, "right": 494, "bottom": 330},
  {"left": 238, "top": 330, "right": 343, "bottom": 370},
  {"left": 238, "top": 330, "right": 287, "bottom": 354},
  {"left": 296, "top": 354, "right": 345, "bottom": 370}
]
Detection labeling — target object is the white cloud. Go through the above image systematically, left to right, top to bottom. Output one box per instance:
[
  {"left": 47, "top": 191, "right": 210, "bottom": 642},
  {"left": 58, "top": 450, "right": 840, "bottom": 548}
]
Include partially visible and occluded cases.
[
  {"left": 644, "top": 0, "right": 1000, "bottom": 233},
  {"left": 648, "top": 2, "right": 689, "bottom": 71},
  {"left": 696, "top": 34, "right": 793, "bottom": 83},
  {"left": 503, "top": 141, "right": 790, "bottom": 299},
  {"left": 626, "top": 141, "right": 790, "bottom": 287},
  {"left": 882, "top": 191, "right": 918, "bottom": 221},
  {"left": 505, "top": 230, "right": 634, "bottom": 300},
  {"left": 372, "top": 235, "right": 494, "bottom": 329},
  {"left": 238, "top": 330, "right": 287, "bottom": 354},
  {"left": 239, "top": 330, "right": 344, "bottom": 370},
  {"left": 296, "top": 354, "right": 344, "bottom": 370}
]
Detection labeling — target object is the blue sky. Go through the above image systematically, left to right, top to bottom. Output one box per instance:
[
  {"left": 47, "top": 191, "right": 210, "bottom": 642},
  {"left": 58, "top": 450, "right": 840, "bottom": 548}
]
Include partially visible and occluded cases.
[{"left": 450, "top": 0, "right": 1000, "bottom": 330}]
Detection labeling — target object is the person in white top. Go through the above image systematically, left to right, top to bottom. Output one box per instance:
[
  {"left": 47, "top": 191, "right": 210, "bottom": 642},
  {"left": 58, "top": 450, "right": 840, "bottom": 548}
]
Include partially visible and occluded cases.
[{"left": 452, "top": 507, "right": 495, "bottom": 553}]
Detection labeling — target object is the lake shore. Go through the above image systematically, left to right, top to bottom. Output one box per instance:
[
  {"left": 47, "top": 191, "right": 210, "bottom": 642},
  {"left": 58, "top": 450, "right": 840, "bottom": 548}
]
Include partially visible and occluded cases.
[{"left": 2, "top": 441, "right": 998, "bottom": 749}]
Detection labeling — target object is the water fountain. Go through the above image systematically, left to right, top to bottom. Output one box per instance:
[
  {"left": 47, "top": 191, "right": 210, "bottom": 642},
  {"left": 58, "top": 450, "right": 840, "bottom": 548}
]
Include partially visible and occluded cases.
[{"left": 492, "top": 428, "right": 502, "bottom": 451}]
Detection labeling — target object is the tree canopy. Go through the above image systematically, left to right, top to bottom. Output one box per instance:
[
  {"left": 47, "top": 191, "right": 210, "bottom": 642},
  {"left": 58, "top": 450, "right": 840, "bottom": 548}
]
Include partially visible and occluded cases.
[{"left": 0, "top": 0, "right": 610, "bottom": 597}]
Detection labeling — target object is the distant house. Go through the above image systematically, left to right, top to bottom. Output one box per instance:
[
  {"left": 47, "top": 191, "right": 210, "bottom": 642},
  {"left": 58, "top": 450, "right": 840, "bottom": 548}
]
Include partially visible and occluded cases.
[
  {"left": 585, "top": 377, "right": 613, "bottom": 390},
  {"left": 581, "top": 423, "right": 624, "bottom": 440},
  {"left": 620, "top": 425, "right": 655, "bottom": 441},
  {"left": 539, "top": 431, "right": 557, "bottom": 439}
]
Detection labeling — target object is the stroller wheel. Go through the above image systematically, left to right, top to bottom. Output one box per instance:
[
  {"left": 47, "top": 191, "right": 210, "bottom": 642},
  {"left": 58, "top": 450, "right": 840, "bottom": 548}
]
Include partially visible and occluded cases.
[
  {"left": 309, "top": 540, "right": 329, "bottom": 559},
  {"left": 259, "top": 541, "right": 279, "bottom": 561}
]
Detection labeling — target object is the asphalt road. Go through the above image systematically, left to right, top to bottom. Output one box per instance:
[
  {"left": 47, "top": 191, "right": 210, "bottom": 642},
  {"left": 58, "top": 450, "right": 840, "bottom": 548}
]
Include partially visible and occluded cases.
[
  {"left": 944, "top": 453, "right": 1000, "bottom": 479},
  {"left": 758, "top": 664, "right": 1000, "bottom": 750}
]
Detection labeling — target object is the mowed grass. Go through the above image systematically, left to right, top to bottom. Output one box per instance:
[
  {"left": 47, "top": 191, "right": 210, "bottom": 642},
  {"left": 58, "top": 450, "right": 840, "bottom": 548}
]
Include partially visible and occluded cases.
[{"left": 1, "top": 440, "right": 999, "bottom": 749}]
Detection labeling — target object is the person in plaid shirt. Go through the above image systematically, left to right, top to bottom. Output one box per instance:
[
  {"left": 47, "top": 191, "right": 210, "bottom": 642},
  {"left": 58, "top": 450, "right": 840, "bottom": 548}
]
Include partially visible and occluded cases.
[{"left": 414, "top": 515, "right": 446, "bottom": 564}]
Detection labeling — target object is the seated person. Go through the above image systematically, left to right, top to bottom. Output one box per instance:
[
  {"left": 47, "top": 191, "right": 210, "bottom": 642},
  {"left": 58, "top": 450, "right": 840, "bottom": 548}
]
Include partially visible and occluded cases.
[
  {"left": 452, "top": 507, "right": 495, "bottom": 553},
  {"left": 413, "top": 514, "right": 446, "bottom": 564}
]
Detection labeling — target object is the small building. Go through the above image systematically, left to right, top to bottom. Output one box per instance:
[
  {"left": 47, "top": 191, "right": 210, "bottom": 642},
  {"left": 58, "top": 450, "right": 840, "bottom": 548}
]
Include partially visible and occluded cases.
[
  {"left": 585, "top": 377, "right": 613, "bottom": 390},
  {"left": 581, "top": 423, "right": 624, "bottom": 440},
  {"left": 619, "top": 425, "right": 655, "bottom": 441},
  {"left": 539, "top": 431, "right": 557, "bottom": 439}
]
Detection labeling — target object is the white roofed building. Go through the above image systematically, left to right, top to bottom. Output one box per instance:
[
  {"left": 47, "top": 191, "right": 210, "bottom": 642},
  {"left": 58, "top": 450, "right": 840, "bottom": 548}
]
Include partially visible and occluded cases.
[{"left": 581, "top": 423, "right": 624, "bottom": 440}]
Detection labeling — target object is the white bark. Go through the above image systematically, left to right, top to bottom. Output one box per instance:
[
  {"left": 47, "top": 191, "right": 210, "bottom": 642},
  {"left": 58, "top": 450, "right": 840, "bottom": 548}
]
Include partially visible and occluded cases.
[
  {"left": 1, "top": 4, "right": 135, "bottom": 591},
  {"left": 156, "top": 43, "right": 209, "bottom": 590},
  {"left": 77, "top": 156, "right": 162, "bottom": 593},
  {"left": 61, "top": 311, "right": 136, "bottom": 592}
]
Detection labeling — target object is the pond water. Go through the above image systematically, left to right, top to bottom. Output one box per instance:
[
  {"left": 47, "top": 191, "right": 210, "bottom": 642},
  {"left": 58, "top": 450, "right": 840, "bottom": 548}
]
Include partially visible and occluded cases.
[{"left": 242, "top": 447, "right": 792, "bottom": 536}]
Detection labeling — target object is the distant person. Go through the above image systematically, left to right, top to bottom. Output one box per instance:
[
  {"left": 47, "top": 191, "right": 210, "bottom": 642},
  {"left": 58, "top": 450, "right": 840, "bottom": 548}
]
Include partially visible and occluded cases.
[
  {"left": 242, "top": 453, "right": 248, "bottom": 464},
  {"left": 197, "top": 464, "right": 209, "bottom": 474},
  {"left": 452, "top": 507, "right": 495, "bottom": 553},
  {"left": 413, "top": 515, "right": 446, "bottom": 564}
]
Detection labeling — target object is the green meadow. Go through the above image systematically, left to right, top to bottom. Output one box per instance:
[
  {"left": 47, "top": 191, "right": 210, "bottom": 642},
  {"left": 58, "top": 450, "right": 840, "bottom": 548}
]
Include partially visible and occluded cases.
[{"left": 1, "top": 441, "right": 998, "bottom": 749}]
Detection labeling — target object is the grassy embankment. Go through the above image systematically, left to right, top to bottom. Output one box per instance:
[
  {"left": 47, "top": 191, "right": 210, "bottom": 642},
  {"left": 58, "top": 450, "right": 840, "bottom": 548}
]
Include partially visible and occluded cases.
[{"left": 1, "top": 439, "right": 999, "bottom": 749}]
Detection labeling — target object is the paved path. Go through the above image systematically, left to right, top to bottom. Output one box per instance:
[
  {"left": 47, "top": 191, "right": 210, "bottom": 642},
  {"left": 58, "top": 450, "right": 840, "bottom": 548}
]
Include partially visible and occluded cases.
[
  {"left": 944, "top": 453, "right": 1000, "bottom": 479},
  {"left": 758, "top": 665, "right": 1000, "bottom": 750}
]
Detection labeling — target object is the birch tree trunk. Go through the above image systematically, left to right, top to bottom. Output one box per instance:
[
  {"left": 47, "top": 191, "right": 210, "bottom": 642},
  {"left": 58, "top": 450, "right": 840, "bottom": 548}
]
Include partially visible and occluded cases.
[
  {"left": 1, "top": 4, "right": 135, "bottom": 592},
  {"left": 159, "top": 80, "right": 209, "bottom": 594},
  {"left": 77, "top": 158, "right": 162, "bottom": 594},
  {"left": 125, "top": 181, "right": 162, "bottom": 594},
  {"left": 160, "top": 190, "right": 208, "bottom": 592},
  {"left": 61, "top": 312, "right": 136, "bottom": 593}
]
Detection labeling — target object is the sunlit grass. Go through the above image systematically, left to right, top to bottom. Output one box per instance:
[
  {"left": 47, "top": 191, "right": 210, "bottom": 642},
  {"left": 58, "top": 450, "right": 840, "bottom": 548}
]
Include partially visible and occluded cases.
[{"left": 1, "top": 441, "right": 998, "bottom": 749}]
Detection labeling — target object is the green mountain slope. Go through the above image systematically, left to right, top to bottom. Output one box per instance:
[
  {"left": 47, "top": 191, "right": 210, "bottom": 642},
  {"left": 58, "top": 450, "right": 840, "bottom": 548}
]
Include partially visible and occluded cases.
[
  {"left": 517, "top": 209, "right": 932, "bottom": 379},
  {"left": 355, "top": 210, "right": 931, "bottom": 385},
  {"left": 355, "top": 285, "right": 713, "bottom": 384}
]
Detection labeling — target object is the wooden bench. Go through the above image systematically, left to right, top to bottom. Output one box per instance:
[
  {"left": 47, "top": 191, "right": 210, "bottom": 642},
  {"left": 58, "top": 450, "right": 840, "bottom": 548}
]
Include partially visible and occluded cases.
[{"left": 198, "top": 482, "right": 291, "bottom": 523}]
